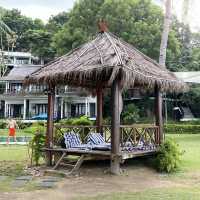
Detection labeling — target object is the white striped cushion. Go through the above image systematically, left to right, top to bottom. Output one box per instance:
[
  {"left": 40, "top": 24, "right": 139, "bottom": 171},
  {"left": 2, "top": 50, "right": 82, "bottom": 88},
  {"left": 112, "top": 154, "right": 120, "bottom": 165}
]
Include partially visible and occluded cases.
[
  {"left": 64, "top": 132, "right": 81, "bottom": 148},
  {"left": 87, "top": 133, "right": 105, "bottom": 145}
]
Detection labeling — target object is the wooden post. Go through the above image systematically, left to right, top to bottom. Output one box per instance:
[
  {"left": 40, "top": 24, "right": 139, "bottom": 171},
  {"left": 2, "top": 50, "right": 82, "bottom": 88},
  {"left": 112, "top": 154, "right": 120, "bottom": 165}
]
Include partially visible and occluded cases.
[
  {"left": 111, "top": 79, "right": 121, "bottom": 175},
  {"left": 155, "top": 84, "right": 163, "bottom": 144},
  {"left": 46, "top": 85, "right": 55, "bottom": 166},
  {"left": 96, "top": 87, "right": 103, "bottom": 133}
]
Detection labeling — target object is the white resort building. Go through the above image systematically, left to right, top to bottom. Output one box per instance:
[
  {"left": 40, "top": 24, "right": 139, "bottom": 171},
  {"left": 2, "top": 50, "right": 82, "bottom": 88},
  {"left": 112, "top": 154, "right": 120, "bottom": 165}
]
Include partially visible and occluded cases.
[{"left": 0, "top": 51, "right": 96, "bottom": 120}]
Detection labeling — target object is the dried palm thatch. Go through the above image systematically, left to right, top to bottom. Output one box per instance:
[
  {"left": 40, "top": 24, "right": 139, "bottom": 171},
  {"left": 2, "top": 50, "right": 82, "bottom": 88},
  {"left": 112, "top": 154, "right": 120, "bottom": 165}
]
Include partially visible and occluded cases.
[{"left": 25, "top": 32, "right": 187, "bottom": 92}]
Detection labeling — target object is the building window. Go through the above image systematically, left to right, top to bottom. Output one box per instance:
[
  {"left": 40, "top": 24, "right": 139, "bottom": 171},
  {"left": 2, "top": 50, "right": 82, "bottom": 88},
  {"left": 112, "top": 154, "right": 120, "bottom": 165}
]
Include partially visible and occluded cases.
[
  {"left": 16, "top": 57, "right": 29, "bottom": 65},
  {"left": 10, "top": 83, "right": 22, "bottom": 93},
  {"left": 31, "top": 85, "right": 47, "bottom": 93},
  {"left": 71, "top": 103, "right": 86, "bottom": 117},
  {"left": 90, "top": 103, "right": 96, "bottom": 117},
  {"left": 34, "top": 104, "right": 47, "bottom": 115}
]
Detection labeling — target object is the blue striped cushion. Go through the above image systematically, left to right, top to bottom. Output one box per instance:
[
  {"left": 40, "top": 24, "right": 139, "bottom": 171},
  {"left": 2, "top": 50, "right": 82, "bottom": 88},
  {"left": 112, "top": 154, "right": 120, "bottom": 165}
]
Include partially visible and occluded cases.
[
  {"left": 64, "top": 132, "right": 81, "bottom": 148},
  {"left": 87, "top": 133, "right": 105, "bottom": 145}
]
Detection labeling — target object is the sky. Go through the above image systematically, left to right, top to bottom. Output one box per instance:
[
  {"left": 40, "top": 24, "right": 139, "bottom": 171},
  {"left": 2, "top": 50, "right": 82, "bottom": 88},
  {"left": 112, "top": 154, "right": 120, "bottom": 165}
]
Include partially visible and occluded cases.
[
  {"left": 0, "top": 0, "right": 200, "bottom": 31},
  {"left": 0, "top": 0, "right": 76, "bottom": 21},
  {"left": 155, "top": 0, "right": 200, "bottom": 32}
]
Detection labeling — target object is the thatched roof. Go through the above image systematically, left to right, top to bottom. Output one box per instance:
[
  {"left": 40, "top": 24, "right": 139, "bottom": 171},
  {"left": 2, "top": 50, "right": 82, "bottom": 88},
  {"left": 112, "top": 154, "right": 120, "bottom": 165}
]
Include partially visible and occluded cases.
[
  {"left": 25, "top": 32, "right": 187, "bottom": 92},
  {"left": 1, "top": 65, "right": 41, "bottom": 81}
]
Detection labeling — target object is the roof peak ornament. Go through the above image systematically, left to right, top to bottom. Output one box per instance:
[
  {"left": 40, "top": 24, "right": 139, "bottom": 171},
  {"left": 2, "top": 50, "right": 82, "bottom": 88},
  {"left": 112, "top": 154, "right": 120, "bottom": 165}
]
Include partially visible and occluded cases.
[{"left": 98, "top": 19, "right": 108, "bottom": 33}]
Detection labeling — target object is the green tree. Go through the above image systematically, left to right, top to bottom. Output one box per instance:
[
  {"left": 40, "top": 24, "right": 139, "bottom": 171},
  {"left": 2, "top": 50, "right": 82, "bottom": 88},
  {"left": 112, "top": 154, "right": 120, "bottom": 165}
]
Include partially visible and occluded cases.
[
  {"left": 52, "top": 0, "right": 181, "bottom": 63},
  {"left": 1, "top": 9, "right": 45, "bottom": 51},
  {"left": 46, "top": 12, "right": 69, "bottom": 33},
  {"left": 25, "top": 29, "right": 55, "bottom": 63}
]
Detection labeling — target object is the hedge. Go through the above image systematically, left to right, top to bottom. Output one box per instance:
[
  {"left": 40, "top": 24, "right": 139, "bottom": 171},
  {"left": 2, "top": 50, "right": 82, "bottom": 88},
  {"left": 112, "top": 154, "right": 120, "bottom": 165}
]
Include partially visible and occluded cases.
[{"left": 164, "top": 124, "right": 200, "bottom": 134}]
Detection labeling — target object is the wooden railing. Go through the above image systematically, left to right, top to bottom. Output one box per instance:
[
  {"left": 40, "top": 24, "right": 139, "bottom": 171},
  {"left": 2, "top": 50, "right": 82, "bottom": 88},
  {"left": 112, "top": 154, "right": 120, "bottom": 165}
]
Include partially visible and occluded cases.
[{"left": 54, "top": 124, "right": 160, "bottom": 148}]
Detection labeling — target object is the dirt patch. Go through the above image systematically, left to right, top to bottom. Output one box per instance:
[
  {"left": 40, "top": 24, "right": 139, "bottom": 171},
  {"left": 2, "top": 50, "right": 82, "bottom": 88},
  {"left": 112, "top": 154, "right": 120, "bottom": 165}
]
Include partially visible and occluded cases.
[{"left": 0, "top": 161, "right": 198, "bottom": 200}]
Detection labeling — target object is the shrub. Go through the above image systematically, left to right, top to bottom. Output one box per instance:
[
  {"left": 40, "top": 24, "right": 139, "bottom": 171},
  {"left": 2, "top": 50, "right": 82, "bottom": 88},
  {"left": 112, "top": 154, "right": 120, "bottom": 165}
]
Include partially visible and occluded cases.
[
  {"left": 121, "top": 104, "right": 139, "bottom": 124},
  {"left": 71, "top": 116, "right": 93, "bottom": 126},
  {"left": 103, "top": 117, "right": 111, "bottom": 125},
  {"left": 59, "top": 118, "right": 74, "bottom": 125},
  {"left": 0, "top": 120, "right": 7, "bottom": 129},
  {"left": 16, "top": 120, "right": 32, "bottom": 129},
  {"left": 24, "top": 122, "right": 45, "bottom": 135},
  {"left": 164, "top": 124, "right": 200, "bottom": 134},
  {"left": 29, "top": 131, "right": 45, "bottom": 166},
  {"left": 154, "top": 139, "right": 183, "bottom": 173}
]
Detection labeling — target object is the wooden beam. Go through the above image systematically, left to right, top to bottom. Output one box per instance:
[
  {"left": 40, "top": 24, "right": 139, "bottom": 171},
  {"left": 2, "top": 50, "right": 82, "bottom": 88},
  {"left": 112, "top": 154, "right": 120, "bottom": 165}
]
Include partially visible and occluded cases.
[
  {"left": 110, "top": 79, "right": 121, "bottom": 175},
  {"left": 155, "top": 84, "right": 163, "bottom": 144},
  {"left": 46, "top": 85, "right": 55, "bottom": 166},
  {"left": 96, "top": 87, "right": 103, "bottom": 133}
]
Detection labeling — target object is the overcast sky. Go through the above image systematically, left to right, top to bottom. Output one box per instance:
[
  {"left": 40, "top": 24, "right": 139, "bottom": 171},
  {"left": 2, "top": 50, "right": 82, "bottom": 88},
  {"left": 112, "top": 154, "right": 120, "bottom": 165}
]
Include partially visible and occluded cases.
[
  {"left": 0, "top": 0, "right": 200, "bottom": 31},
  {"left": 0, "top": 0, "right": 76, "bottom": 21}
]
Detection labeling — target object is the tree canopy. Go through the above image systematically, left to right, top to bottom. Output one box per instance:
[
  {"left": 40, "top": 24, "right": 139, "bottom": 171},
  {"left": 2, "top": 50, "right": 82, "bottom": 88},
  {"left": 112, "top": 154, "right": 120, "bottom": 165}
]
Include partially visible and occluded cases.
[
  {"left": 0, "top": 0, "right": 199, "bottom": 72},
  {"left": 52, "top": 0, "right": 181, "bottom": 62}
]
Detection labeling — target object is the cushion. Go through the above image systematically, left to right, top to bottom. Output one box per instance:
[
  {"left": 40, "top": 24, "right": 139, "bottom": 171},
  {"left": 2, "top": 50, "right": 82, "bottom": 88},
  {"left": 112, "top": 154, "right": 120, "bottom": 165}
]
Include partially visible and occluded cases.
[
  {"left": 64, "top": 132, "right": 81, "bottom": 148},
  {"left": 87, "top": 133, "right": 105, "bottom": 145}
]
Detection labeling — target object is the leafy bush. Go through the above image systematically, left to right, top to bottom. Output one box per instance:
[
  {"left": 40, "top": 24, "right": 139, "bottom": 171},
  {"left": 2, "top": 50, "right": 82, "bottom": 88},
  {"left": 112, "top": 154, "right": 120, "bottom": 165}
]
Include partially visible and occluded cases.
[
  {"left": 121, "top": 104, "right": 139, "bottom": 124},
  {"left": 71, "top": 116, "right": 93, "bottom": 126},
  {"left": 103, "top": 117, "right": 111, "bottom": 125},
  {"left": 59, "top": 118, "right": 74, "bottom": 125},
  {"left": 0, "top": 120, "right": 7, "bottom": 129},
  {"left": 16, "top": 120, "right": 32, "bottom": 129},
  {"left": 24, "top": 122, "right": 46, "bottom": 135},
  {"left": 164, "top": 124, "right": 200, "bottom": 134},
  {"left": 29, "top": 131, "right": 45, "bottom": 166},
  {"left": 154, "top": 139, "right": 183, "bottom": 173}
]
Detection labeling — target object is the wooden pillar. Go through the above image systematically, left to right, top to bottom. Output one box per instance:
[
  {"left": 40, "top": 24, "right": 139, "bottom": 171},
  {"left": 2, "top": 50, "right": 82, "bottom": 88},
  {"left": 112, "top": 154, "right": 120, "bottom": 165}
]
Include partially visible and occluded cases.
[
  {"left": 111, "top": 79, "right": 121, "bottom": 175},
  {"left": 155, "top": 84, "right": 163, "bottom": 144},
  {"left": 46, "top": 85, "right": 55, "bottom": 166},
  {"left": 96, "top": 87, "right": 103, "bottom": 133}
]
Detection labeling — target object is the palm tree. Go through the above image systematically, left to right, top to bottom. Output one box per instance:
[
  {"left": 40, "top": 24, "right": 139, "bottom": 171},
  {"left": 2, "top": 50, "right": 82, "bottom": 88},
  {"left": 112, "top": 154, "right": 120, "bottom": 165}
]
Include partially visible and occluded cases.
[
  {"left": 159, "top": 0, "right": 172, "bottom": 67},
  {"left": 159, "top": 0, "right": 172, "bottom": 125},
  {"left": 182, "top": 0, "right": 190, "bottom": 25},
  {"left": 0, "top": 19, "right": 16, "bottom": 76}
]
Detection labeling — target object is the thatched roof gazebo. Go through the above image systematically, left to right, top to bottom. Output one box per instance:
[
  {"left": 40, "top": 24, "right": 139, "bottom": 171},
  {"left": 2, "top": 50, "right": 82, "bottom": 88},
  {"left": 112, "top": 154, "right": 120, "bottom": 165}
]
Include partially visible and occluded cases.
[{"left": 25, "top": 28, "right": 186, "bottom": 175}]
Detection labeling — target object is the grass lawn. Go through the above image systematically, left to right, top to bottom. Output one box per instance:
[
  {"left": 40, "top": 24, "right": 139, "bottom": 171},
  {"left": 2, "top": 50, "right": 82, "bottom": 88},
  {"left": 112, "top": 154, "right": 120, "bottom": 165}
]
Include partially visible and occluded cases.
[
  {"left": 0, "top": 129, "right": 33, "bottom": 136},
  {"left": 0, "top": 133, "right": 200, "bottom": 197},
  {"left": 77, "top": 134, "right": 200, "bottom": 200},
  {"left": 167, "top": 134, "right": 200, "bottom": 171},
  {"left": 0, "top": 144, "right": 49, "bottom": 193},
  {"left": 0, "top": 145, "right": 29, "bottom": 161},
  {"left": 0, "top": 145, "right": 29, "bottom": 176},
  {"left": 0, "top": 145, "right": 31, "bottom": 191},
  {"left": 78, "top": 187, "right": 200, "bottom": 200}
]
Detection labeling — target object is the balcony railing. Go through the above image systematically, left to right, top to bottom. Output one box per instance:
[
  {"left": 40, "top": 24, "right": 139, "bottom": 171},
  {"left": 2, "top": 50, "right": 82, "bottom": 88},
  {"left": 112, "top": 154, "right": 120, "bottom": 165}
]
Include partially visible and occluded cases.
[{"left": 3, "top": 89, "right": 46, "bottom": 96}]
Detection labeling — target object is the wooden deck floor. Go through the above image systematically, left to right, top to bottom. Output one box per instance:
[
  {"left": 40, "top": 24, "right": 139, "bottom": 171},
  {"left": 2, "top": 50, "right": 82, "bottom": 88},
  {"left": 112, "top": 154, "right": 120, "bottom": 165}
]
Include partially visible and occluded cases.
[{"left": 44, "top": 147, "right": 158, "bottom": 160}]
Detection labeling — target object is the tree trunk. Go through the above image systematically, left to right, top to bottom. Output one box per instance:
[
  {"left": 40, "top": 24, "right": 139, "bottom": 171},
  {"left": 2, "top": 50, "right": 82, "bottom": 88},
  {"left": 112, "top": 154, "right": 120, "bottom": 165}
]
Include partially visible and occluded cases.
[
  {"left": 158, "top": 0, "right": 172, "bottom": 136},
  {"left": 159, "top": 0, "right": 172, "bottom": 67},
  {"left": 182, "top": 0, "right": 190, "bottom": 25}
]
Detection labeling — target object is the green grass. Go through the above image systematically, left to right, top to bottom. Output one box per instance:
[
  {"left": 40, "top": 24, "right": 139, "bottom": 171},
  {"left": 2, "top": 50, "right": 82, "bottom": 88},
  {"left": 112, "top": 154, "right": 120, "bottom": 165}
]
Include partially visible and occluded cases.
[
  {"left": 0, "top": 129, "right": 34, "bottom": 136},
  {"left": 0, "top": 133, "right": 200, "bottom": 195},
  {"left": 76, "top": 134, "right": 200, "bottom": 200},
  {"left": 167, "top": 134, "right": 200, "bottom": 171},
  {"left": 0, "top": 145, "right": 29, "bottom": 161},
  {"left": 0, "top": 145, "right": 31, "bottom": 191},
  {"left": 0, "top": 145, "right": 29, "bottom": 176},
  {"left": 77, "top": 187, "right": 200, "bottom": 200}
]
